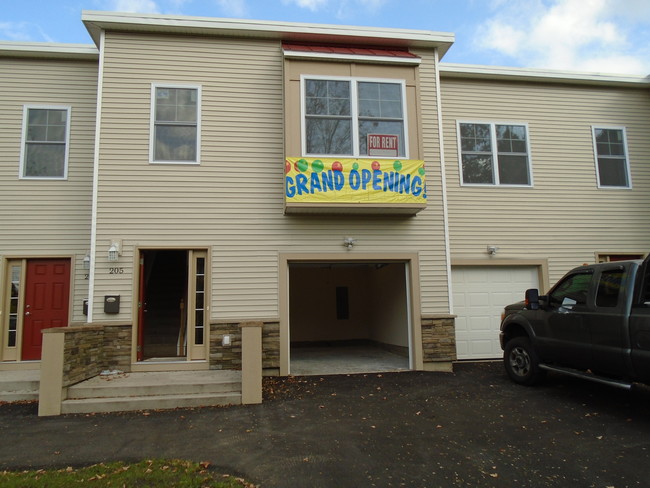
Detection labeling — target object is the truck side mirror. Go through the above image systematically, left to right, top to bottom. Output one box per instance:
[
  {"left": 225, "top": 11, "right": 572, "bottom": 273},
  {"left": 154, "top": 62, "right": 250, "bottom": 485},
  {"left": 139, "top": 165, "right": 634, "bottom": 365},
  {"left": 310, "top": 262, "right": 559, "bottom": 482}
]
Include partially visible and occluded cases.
[{"left": 525, "top": 288, "right": 540, "bottom": 310}]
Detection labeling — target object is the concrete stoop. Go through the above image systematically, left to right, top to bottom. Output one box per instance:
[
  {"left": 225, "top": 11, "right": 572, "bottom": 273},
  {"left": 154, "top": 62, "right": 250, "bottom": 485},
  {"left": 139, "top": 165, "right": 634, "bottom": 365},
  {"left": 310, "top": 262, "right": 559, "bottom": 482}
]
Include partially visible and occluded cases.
[
  {"left": 0, "top": 370, "right": 40, "bottom": 402},
  {"left": 61, "top": 370, "right": 243, "bottom": 414}
]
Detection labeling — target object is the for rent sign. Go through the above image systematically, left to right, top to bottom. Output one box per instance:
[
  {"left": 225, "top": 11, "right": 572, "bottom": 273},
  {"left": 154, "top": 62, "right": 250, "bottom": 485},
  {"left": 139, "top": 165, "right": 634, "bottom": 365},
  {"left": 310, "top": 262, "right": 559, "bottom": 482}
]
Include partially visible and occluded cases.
[{"left": 367, "top": 134, "right": 399, "bottom": 157}]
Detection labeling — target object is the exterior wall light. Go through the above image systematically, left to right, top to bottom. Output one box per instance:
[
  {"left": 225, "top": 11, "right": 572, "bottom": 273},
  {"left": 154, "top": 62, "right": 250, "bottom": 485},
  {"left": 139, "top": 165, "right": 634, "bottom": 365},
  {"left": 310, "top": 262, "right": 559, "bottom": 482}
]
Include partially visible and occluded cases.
[
  {"left": 344, "top": 237, "right": 357, "bottom": 249},
  {"left": 108, "top": 241, "right": 121, "bottom": 262},
  {"left": 487, "top": 245, "right": 499, "bottom": 255},
  {"left": 83, "top": 253, "right": 91, "bottom": 270}
]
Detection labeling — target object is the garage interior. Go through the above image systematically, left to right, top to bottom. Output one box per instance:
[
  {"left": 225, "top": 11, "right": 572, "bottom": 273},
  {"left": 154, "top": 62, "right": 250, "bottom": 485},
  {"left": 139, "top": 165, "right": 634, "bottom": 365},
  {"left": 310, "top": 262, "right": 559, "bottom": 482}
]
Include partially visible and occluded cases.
[{"left": 288, "top": 261, "right": 411, "bottom": 375}]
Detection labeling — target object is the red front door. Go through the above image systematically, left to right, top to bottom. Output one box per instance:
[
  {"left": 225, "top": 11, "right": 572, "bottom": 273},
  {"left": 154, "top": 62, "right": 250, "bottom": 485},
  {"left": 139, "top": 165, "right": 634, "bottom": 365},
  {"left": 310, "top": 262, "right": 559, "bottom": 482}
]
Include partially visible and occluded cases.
[{"left": 21, "top": 259, "right": 71, "bottom": 361}]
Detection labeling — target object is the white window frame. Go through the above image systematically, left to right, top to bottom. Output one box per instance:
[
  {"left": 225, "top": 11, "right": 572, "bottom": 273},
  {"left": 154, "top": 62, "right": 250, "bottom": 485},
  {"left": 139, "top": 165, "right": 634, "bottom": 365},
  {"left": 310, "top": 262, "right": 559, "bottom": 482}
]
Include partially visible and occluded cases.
[
  {"left": 300, "top": 75, "right": 409, "bottom": 159},
  {"left": 150, "top": 83, "right": 202, "bottom": 165},
  {"left": 19, "top": 105, "right": 71, "bottom": 180},
  {"left": 456, "top": 120, "right": 533, "bottom": 187},
  {"left": 591, "top": 125, "right": 632, "bottom": 189}
]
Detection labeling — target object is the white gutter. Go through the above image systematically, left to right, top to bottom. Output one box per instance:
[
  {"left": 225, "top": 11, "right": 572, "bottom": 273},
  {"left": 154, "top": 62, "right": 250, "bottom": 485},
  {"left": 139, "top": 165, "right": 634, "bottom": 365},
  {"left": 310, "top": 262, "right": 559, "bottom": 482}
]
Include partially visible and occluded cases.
[
  {"left": 0, "top": 41, "right": 98, "bottom": 60},
  {"left": 440, "top": 62, "right": 650, "bottom": 87}
]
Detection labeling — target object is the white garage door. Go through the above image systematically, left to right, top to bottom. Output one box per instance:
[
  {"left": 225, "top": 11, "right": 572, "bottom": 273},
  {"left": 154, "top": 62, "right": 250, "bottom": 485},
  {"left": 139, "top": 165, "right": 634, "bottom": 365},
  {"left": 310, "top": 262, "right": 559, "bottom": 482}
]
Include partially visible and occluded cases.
[{"left": 452, "top": 266, "right": 539, "bottom": 360}]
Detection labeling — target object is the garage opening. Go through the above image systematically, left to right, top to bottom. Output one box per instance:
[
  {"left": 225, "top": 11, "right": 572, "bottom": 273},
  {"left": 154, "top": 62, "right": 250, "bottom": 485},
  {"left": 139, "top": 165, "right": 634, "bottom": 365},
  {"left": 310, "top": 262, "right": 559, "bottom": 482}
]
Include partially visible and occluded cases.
[{"left": 288, "top": 261, "right": 411, "bottom": 375}]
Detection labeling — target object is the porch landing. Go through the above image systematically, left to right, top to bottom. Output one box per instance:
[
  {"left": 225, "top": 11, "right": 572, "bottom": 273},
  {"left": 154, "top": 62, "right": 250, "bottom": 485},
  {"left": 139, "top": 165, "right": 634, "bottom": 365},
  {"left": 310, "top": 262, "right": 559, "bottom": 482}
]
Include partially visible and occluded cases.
[{"left": 62, "top": 370, "right": 242, "bottom": 414}]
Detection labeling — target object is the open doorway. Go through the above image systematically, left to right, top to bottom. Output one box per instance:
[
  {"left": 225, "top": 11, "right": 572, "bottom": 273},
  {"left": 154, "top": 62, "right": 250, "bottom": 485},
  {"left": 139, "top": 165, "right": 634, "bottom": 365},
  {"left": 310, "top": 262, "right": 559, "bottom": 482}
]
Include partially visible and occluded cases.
[
  {"left": 137, "top": 249, "right": 208, "bottom": 363},
  {"left": 138, "top": 250, "right": 188, "bottom": 360},
  {"left": 288, "top": 261, "right": 411, "bottom": 375}
]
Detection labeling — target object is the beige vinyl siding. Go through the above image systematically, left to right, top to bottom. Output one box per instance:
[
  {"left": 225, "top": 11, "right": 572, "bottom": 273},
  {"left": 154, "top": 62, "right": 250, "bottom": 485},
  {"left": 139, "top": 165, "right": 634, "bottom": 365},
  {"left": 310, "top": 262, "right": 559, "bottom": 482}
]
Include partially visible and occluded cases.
[
  {"left": 94, "top": 32, "right": 451, "bottom": 321},
  {"left": 412, "top": 48, "right": 450, "bottom": 313},
  {"left": 0, "top": 57, "right": 97, "bottom": 322},
  {"left": 441, "top": 76, "right": 650, "bottom": 285}
]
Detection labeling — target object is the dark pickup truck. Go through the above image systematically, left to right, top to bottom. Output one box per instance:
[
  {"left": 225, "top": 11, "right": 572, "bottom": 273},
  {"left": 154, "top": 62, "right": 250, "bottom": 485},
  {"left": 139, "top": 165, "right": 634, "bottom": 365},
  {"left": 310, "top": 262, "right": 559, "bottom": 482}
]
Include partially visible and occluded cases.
[{"left": 499, "top": 255, "right": 650, "bottom": 389}]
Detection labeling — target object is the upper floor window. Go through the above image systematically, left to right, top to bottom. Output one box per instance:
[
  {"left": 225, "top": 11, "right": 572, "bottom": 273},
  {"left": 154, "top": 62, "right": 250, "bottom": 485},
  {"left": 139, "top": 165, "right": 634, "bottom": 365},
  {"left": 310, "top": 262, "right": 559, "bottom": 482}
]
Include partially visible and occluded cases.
[
  {"left": 302, "top": 76, "right": 407, "bottom": 158},
  {"left": 151, "top": 84, "right": 201, "bottom": 164},
  {"left": 20, "top": 106, "right": 70, "bottom": 179},
  {"left": 458, "top": 122, "right": 532, "bottom": 186},
  {"left": 592, "top": 127, "right": 630, "bottom": 188}
]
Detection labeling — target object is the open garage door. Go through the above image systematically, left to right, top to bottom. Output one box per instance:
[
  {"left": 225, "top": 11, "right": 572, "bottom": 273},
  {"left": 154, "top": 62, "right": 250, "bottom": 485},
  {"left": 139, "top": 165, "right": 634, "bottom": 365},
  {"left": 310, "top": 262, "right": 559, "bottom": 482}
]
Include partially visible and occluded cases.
[
  {"left": 289, "top": 262, "right": 411, "bottom": 375},
  {"left": 452, "top": 266, "right": 540, "bottom": 360}
]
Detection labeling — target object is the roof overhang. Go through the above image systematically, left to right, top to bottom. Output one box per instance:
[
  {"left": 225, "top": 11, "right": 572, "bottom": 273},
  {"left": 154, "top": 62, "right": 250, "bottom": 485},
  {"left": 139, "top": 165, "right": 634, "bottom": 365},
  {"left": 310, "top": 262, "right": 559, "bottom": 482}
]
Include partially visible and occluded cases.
[
  {"left": 82, "top": 10, "right": 454, "bottom": 57},
  {"left": 0, "top": 41, "right": 98, "bottom": 60},
  {"left": 440, "top": 63, "right": 650, "bottom": 88}
]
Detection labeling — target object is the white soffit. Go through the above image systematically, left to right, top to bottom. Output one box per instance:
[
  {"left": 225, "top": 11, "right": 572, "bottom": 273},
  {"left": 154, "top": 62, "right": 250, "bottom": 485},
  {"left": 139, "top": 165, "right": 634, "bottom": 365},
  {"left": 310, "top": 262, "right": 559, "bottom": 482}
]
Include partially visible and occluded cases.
[
  {"left": 81, "top": 10, "right": 455, "bottom": 56},
  {"left": 440, "top": 63, "right": 650, "bottom": 88}
]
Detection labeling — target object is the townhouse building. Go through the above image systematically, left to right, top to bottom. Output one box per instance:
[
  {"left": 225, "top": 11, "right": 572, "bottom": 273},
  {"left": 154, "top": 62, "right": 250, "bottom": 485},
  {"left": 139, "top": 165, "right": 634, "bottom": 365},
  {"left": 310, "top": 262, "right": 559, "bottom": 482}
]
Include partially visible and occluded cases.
[{"left": 1, "top": 11, "right": 648, "bottom": 411}]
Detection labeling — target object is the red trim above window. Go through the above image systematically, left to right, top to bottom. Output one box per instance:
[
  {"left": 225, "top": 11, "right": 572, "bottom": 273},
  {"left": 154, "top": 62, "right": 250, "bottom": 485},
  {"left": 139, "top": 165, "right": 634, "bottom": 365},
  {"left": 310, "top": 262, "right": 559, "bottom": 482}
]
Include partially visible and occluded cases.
[{"left": 282, "top": 42, "right": 420, "bottom": 59}]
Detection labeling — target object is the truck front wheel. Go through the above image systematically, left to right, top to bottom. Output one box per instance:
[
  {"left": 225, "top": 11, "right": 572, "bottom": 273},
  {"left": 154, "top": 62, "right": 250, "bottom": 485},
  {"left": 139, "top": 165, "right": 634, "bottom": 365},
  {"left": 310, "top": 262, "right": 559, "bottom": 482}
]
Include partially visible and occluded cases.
[{"left": 504, "top": 337, "right": 545, "bottom": 385}]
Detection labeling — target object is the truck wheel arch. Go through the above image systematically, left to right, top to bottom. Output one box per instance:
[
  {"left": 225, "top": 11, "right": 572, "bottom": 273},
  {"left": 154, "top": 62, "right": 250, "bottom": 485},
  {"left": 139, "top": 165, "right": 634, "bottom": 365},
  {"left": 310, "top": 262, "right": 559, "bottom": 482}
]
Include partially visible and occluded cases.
[{"left": 502, "top": 322, "right": 531, "bottom": 345}]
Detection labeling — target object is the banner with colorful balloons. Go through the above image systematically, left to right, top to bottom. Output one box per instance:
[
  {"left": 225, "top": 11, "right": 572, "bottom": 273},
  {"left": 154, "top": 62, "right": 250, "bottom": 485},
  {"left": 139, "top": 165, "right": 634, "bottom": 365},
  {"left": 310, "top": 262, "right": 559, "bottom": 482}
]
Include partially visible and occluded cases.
[{"left": 285, "top": 157, "right": 427, "bottom": 204}]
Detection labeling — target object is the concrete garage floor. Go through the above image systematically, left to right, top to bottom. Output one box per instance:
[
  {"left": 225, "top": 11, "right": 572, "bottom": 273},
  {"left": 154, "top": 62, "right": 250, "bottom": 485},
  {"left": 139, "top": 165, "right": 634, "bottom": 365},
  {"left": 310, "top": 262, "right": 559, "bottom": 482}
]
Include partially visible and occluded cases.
[{"left": 290, "top": 344, "right": 410, "bottom": 375}]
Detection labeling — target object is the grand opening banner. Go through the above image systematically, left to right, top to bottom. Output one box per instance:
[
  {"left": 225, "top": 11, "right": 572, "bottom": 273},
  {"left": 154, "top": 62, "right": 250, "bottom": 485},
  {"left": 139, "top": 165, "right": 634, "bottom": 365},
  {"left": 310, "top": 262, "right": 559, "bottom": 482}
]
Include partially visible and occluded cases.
[{"left": 285, "top": 157, "right": 427, "bottom": 205}]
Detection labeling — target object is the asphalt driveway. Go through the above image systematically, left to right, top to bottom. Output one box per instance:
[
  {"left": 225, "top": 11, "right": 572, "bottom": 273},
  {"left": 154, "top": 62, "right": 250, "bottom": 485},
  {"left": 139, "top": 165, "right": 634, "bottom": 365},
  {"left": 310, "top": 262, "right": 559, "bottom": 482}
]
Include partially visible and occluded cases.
[{"left": 1, "top": 362, "right": 649, "bottom": 487}]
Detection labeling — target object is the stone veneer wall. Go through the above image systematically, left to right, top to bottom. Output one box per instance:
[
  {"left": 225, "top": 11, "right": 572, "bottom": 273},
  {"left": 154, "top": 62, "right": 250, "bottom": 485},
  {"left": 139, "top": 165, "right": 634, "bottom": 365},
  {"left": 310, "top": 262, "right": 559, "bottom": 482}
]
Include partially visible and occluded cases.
[
  {"left": 421, "top": 315, "right": 456, "bottom": 364},
  {"left": 210, "top": 320, "right": 280, "bottom": 372},
  {"left": 262, "top": 321, "right": 280, "bottom": 371},
  {"left": 210, "top": 322, "right": 241, "bottom": 370},
  {"left": 60, "top": 323, "right": 133, "bottom": 387},
  {"left": 103, "top": 323, "right": 132, "bottom": 372},
  {"left": 62, "top": 326, "right": 104, "bottom": 387}
]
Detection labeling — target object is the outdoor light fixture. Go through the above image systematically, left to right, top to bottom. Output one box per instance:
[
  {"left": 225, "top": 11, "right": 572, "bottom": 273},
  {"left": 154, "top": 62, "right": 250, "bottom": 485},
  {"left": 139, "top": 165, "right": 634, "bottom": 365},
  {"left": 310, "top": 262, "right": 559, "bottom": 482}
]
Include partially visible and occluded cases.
[
  {"left": 343, "top": 237, "right": 357, "bottom": 249},
  {"left": 108, "top": 241, "right": 121, "bottom": 262},
  {"left": 487, "top": 245, "right": 499, "bottom": 255},
  {"left": 83, "top": 253, "right": 91, "bottom": 270}
]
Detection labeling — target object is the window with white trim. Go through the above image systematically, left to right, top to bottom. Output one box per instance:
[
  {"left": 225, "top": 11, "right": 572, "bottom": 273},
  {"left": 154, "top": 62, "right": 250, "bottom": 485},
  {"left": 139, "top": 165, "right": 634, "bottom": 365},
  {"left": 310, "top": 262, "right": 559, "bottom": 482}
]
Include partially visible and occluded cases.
[
  {"left": 303, "top": 76, "right": 407, "bottom": 157},
  {"left": 151, "top": 85, "right": 200, "bottom": 163},
  {"left": 20, "top": 106, "right": 70, "bottom": 179},
  {"left": 458, "top": 122, "right": 532, "bottom": 186},
  {"left": 592, "top": 126, "right": 631, "bottom": 188}
]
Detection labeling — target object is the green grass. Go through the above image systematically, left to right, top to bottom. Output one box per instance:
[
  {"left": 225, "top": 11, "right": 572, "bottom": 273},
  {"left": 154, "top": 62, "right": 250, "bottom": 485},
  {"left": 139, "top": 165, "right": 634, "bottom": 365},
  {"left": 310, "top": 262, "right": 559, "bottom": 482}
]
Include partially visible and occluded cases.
[{"left": 0, "top": 459, "right": 255, "bottom": 487}]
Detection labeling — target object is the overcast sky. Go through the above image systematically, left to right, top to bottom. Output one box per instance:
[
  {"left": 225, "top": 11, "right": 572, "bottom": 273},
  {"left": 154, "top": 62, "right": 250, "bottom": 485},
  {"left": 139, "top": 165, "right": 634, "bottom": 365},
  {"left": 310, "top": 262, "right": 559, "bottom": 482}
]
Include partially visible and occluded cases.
[{"left": 2, "top": 0, "right": 650, "bottom": 75}]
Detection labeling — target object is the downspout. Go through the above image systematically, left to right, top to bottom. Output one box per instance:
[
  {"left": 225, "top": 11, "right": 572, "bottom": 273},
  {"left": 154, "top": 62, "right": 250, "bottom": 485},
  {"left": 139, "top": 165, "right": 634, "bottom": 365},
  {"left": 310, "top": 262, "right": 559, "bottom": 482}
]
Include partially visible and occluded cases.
[
  {"left": 87, "top": 29, "right": 106, "bottom": 323},
  {"left": 434, "top": 48, "right": 454, "bottom": 315}
]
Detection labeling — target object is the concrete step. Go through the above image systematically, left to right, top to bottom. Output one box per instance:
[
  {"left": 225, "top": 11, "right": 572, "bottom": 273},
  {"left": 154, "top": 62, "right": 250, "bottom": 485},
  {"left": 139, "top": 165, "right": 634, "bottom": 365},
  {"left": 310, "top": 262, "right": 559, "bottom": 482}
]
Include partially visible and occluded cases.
[
  {"left": 0, "top": 370, "right": 40, "bottom": 402},
  {"left": 61, "top": 370, "right": 242, "bottom": 414},
  {"left": 68, "top": 377, "right": 239, "bottom": 399},
  {"left": 0, "top": 390, "right": 39, "bottom": 402},
  {"left": 61, "top": 391, "right": 242, "bottom": 414}
]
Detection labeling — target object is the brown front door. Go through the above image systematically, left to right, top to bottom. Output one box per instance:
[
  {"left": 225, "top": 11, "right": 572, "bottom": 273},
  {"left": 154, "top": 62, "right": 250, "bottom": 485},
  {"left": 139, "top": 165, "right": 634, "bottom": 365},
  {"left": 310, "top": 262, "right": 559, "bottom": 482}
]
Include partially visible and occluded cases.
[{"left": 21, "top": 259, "right": 70, "bottom": 360}]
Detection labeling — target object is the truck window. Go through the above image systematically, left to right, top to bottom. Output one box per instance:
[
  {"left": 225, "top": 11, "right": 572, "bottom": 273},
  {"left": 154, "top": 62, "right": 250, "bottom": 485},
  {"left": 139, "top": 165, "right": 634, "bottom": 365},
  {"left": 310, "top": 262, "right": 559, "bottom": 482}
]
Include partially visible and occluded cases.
[
  {"left": 595, "top": 269, "right": 623, "bottom": 308},
  {"left": 549, "top": 272, "right": 592, "bottom": 308}
]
